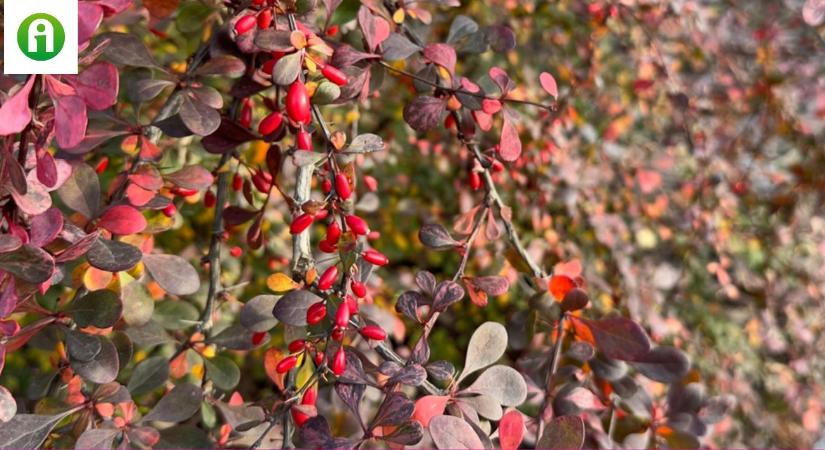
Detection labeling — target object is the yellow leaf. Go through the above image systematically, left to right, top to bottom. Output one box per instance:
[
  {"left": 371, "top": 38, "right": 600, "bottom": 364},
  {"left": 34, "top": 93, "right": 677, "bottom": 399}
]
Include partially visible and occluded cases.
[
  {"left": 393, "top": 8, "right": 405, "bottom": 24},
  {"left": 83, "top": 266, "right": 114, "bottom": 291},
  {"left": 267, "top": 273, "right": 297, "bottom": 294},
  {"left": 201, "top": 345, "right": 217, "bottom": 358},
  {"left": 295, "top": 354, "right": 314, "bottom": 390},
  {"left": 192, "top": 363, "right": 204, "bottom": 379}
]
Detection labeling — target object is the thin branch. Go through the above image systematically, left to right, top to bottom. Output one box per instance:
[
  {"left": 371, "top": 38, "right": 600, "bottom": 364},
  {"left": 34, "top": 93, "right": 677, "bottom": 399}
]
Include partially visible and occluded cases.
[
  {"left": 198, "top": 150, "right": 232, "bottom": 332},
  {"left": 536, "top": 313, "right": 567, "bottom": 441}
]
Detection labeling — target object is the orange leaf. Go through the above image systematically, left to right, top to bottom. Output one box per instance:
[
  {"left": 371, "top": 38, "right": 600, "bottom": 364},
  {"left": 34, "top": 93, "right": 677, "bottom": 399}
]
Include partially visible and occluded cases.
[{"left": 548, "top": 275, "right": 576, "bottom": 301}]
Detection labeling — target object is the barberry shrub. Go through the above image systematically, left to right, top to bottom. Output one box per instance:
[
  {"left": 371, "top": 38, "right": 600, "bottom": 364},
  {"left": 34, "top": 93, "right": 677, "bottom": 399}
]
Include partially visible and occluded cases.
[{"left": 0, "top": 0, "right": 751, "bottom": 448}]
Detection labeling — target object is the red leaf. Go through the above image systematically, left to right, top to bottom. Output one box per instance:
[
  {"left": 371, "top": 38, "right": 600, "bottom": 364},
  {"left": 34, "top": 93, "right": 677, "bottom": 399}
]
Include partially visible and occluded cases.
[
  {"left": 78, "top": 3, "right": 104, "bottom": 45},
  {"left": 357, "top": 6, "right": 390, "bottom": 52},
  {"left": 423, "top": 43, "right": 457, "bottom": 76},
  {"left": 74, "top": 62, "right": 119, "bottom": 110},
  {"left": 489, "top": 67, "right": 515, "bottom": 95},
  {"left": 539, "top": 72, "right": 558, "bottom": 99},
  {"left": 0, "top": 77, "right": 35, "bottom": 135},
  {"left": 54, "top": 95, "right": 89, "bottom": 149},
  {"left": 499, "top": 117, "right": 522, "bottom": 161},
  {"left": 98, "top": 205, "right": 147, "bottom": 235},
  {"left": 553, "top": 260, "right": 582, "bottom": 278},
  {"left": 549, "top": 275, "right": 576, "bottom": 301},
  {"left": 572, "top": 316, "right": 652, "bottom": 361},
  {"left": 412, "top": 395, "right": 449, "bottom": 427},
  {"left": 498, "top": 410, "right": 524, "bottom": 450}
]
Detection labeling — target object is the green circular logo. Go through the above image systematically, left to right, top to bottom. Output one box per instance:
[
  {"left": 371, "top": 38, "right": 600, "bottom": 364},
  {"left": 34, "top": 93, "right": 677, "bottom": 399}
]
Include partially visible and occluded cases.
[{"left": 17, "top": 13, "right": 65, "bottom": 61}]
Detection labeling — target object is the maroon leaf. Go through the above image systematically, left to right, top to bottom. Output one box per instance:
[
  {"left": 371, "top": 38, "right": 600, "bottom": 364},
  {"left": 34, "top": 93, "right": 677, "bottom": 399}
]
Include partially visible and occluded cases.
[
  {"left": 78, "top": 3, "right": 104, "bottom": 45},
  {"left": 485, "top": 25, "right": 516, "bottom": 52},
  {"left": 381, "top": 34, "right": 421, "bottom": 61},
  {"left": 423, "top": 43, "right": 457, "bottom": 75},
  {"left": 194, "top": 55, "right": 245, "bottom": 78},
  {"left": 488, "top": 67, "right": 515, "bottom": 96},
  {"left": 0, "top": 77, "right": 35, "bottom": 136},
  {"left": 179, "top": 94, "right": 220, "bottom": 136},
  {"left": 54, "top": 95, "right": 89, "bottom": 149},
  {"left": 403, "top": 96, "right": 446, "bottom": 132},
  {"left": 499, "top": 117, "right": 522, "bottom": 161},
  {"left": 201, "top": 118, "right": 256, "bottom": 154},
  {"left": 62, "top": 129, "right": 128, "bottom": 155},
  {"left": 36, "top": 152, "right": 57, "bottom": 188},
  {"left": 165, "top": 165, "right": 214, "bottom": 190},
  {"left": 98, "top": 205, "right": 147, "bottom": 235},
  {"left": 223, "top": 206, "right": 259, "bottom": 226},
  {"left": 29, "top": 208, "right": 64, "bottom": 247},
  {"left": 418, "top": 223, "right": 458, "bottom": 250},
  {"left": 55, "top": 230, "right": 100, "bottom": 263},
  {"left": 0, "top": 235, "right": 22, "bottom": 253},
  {"left": 87, "top": 238, "right": 142, "bottom": 272},
  {"left": 0, "top": 244, "right": 55, "bottom": 284},
  {"left": 432, "top": 281, "right": 465, "bottom": 312},
  {"left": 560, "top": 288, "right": 589, "bottom": 312},
  {"left": 272, "top": 290, "right": 322, "bottom": 326},
  {"left": 575, "top": 316, "right": 652, "bottom": 361},
  {"left": 630, "top": 346, "right": 691, "bottom": 383},
  {"left": 335, "top": 382, "right": 366, "bottom": 427},
  {"left": 371, "top": 392, "right": 414, "bottom": 429},
  {"left": 537, "top": 415, "right": 585, "bottom": 449},
  {"left": 299, "top": 416, "right": 333, "bottom": 448},
  {"left": 383, "top": 421, "right": 423, "bottom": 445}
]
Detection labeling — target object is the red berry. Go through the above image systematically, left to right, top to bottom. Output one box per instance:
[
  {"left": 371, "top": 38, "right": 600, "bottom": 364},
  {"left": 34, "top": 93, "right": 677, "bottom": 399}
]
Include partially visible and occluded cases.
[
  {"left": 257, "top": 9, "right": 272, "bottom": 29},
  {"left": 234, "top": 15, "right": 256, "bottom": 35},
  {"left": 325, "top": 25, "right": 339, "bottom": 36},
  {"left": 261, "top": 59, "right": 276, "bottom": 75},
  {"left": 321, "top": 65, "right": 348, "bottom": 86},
  {"left": 286, "top": 81, "right": 311, "bottom": 124},
  {"left": 240, "top": 102, "right": 252, "bottom": 128},
  {"left": 258, "top": 111, "right": 283, "bottom": 136},
  {"left": 296, "top": 129, "right": 312, "bottom": 151},
  {"left": 95, "top": 157, "right": 109, "bottom": 174},
  {"left": 490, "top": 159, "right": 505, "bottom": 173},
  {"left": 251, "top": 170, "right": 271, "bottom": 193},
  {"left": 469, "top": 170, "right": 482, "bottom": 191},
  {"left": 334, "top": 173, "right": 351, "bottom": 200},
  {"left": 232, "top": 174, "right": 243, "bottom": 191},
  {"left": 322, "top": 179, "right": 332, "bottom": 193},
  {"left": 172, "top": 187, "right": 198, "bottom": 197},
  {"left": 204, "top": 190, "right": 216, "bottom": 208},
  {"left": 162, "top": 203, "right": 177, "bottom": 217},
  {"left": 314, "top": 209, "right": 329, "bottom": 220},
  {"left": 290, "top": 213, "right": 314, "bottom": 234},
  {"left": 345, "top": 215, "right": 369, "bottom": 235},
  {"left": 326, "top": 221, "right": 341, "bottom": 244},
  {"left": 367, "top": 231, "right": 380, "bottom": 241},
  {"left": 318, "top": 240, "right": 337, "bottom": 253},
  {"left": 230, "top": 246, "right": 243, "bottom": 258},
  {"left": 362, "top": 249, "right": 388, "bottom": 266},
  {"left": 317, "top": 265, "right": 338, "bottom": 291},
  {"left": 351, "top": 280, "right": 366, "bottom": 298},
  {"left": 345, "top": 295, "right": 358, "bottom": 315},
  {"left": 306, "top": 302, "right": 327, "bottom": 325},
  {"left": 334, "top": 302, "right": 350, "bottom": 329},
  {"left": 359, "top": 325, "right": 386, "bottom": 341},
  {"left": 331, "top": 327, "right": 344, "bottom": 341},
  {"left": 251, "top": 331, "right": 268, "bottom": 345},
  {"left": 288, "top": 339, "right": 306, "bottom": 353},
  {"left": 332, "top": 347, "right": 346, "bottom": 375},
  {"left": 314, "top": 351, "right": 325, "bottom": 366},
  {"left": 276, "top": 355, "right": 298, "bottom": 373},
  {"left": 302, "top": 386, "right": 317, "bottom": 405},
  {"left": 291, "top": 408, "right": 310, "bottom": 427}
]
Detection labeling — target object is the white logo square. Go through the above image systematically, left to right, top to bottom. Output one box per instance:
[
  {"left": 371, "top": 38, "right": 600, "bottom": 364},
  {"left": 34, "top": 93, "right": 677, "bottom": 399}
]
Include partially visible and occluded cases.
[{"left": 3, "top": 0, "right": 78, "bottom": 74}]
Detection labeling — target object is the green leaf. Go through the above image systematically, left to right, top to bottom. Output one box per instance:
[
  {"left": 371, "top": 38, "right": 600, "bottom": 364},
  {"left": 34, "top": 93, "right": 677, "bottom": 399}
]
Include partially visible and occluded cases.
[
  {"left": 66, "top": 289, "right": 122, "bottom": 328},
  {"left": 154, "top": 301, "right": 199, "bottom": 330},
  {"left": 128, "top": 356, "right": 170, "bottom": 395},
  {"left": 203, "top": 356, "right": 241, "bottom": 391},
  {"left": 143, "top": 383, "right": 202, "bottom": 423}
]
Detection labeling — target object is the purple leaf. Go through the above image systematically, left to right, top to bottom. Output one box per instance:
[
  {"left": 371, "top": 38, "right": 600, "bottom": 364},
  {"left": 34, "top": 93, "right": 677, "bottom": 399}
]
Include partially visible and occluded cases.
[
  {"left": 78, "top": 3, "right": 104, "bottom": 45},
  {"left": 358, "top": 6, "right": 390, "bottom": 52},
  {"left": 488, "top": 67, "right": 515, "bottom": 95},
  {"left": 54, "top": 95, "right": 89, "bottom": 149},
  {"left": 403, "top": 96, "right": 446, "bottom": 132},
  {"left": 36, "top": 152, "right": 58, "bottom": 188},
  {"left": 165, "top": 165, "right": 214, "bottom": 190},
  {"left": 29, "top": 208, "right": 64, "bottom": 247},
  {"left": 432, "top": 280, "right": 464, "bottom": 312},
  {"left": 575, "top": 316, "right": 652, "bottom": 361},
  {"left": 371, "top": 392, "right": 414, "bottom": 429},
  {"left": 428, "top": 415, "right": 484, "bottom": 449},
  {"left": 537, "top": 415, "right": 585, "bottom": 449}
]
